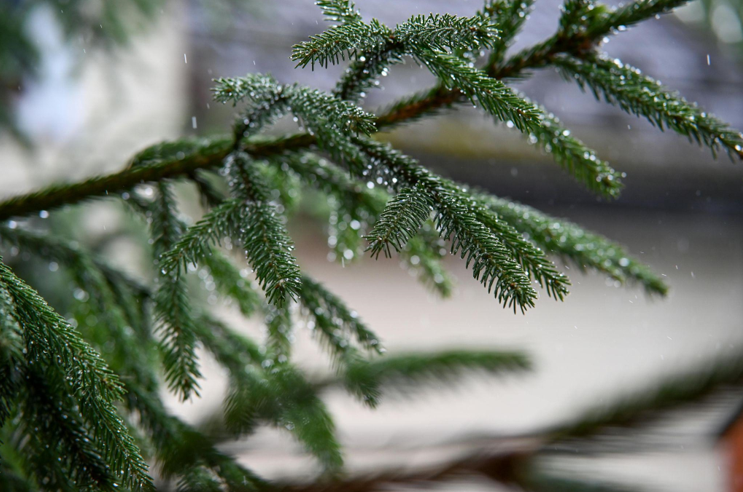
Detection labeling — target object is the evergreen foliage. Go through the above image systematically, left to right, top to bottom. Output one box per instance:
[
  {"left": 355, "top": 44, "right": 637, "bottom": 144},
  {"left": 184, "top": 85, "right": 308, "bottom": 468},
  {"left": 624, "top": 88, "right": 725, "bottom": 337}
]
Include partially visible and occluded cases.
[{"left": 0, "top": 0, "right": 741, "bottom": 490}]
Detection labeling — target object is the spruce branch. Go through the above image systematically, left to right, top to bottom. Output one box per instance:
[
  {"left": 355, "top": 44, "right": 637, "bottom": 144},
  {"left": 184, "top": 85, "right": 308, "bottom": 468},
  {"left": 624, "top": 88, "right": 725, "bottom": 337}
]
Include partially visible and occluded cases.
[
  {"left": 1, "top": 0, "right": 739, "bottom": 221},
  {"left": 316, "top": 0, "right": 362, "bottom": 25},
  {"left": 374, "top": 0, "right": 695, "bottom": 134},
  {"left": 483, "top": 0, "right": 536, "bottom": 66},
  {"left": 493, "top": 0, "right": 682, "bottom": 80},
  {"left": 587, "top": 0, "right": 693, "bottom": 38},
  {"left": 0, "top": 6, "right": 739, "bottom": 489},
  {"left": 294, "top": 13, "right": 498, "bottom": 71},
  {"left": 329, "top": 13, "right": 499, "bottom": 102},
  {"left": 397, "top": 13, "right": 499, "bottom": 54},
  {"left": 292, "top": 19, "right": 392, "bottom": 70},
  {"left": 334, "top": 44, "right": 404, "bottom": 103},
  {"left": 415, "top": 50, "right": 542, "bottom": 132},
  {"left": 554, "top": 54, "right": 743, "bottom": 160},
  {"left": 211, "top": 73, "right": 283, "bottom": 106},
  {"left": 214, "top": 75, "right": 377, "bottom": 136},
  {"left": 214, "top": 75, "right": 376, "bottom": 173},
  {"left": 375, "top": 85, "right": 460, "bottom": 129},
  {"left": 517, "top": 109, "right": 624, "bottom": 198},
  {"left": 0, "top": 135, "right": 232, "bottom": 221},
  {"left": 357, "top": 138, "right": 558, "bottom": 311},
  {"left": 155, "top": 152, "right": 302, "bottom": 310},
  {"left": 227, "top": 152, "right": 303, "bottom": 307},
  {"left": 278, "top": 152, "right": 374, "bottom": 262},
  {"left": 280, "top": 152, "right": 454, "bottom": 291},
  {"left": 190, "top": 169, "right": 227, "bottom": 209},
  {"left": 151, "top": 182, "right": 203, "bottom": 400},
  {"left": 366, "top": 183, "right": 433, "bottom": 258},
  {"left": 431, "top": 191, "right": 539, "bottom": 312},
  {"left": 462, "top": 191, "right": 571, "bottom": 300},
  {"left": 479, "top": 193, "right": 668, "bottom": 295},
  {"left": 158, "top": 198, "right": 242, "bottom": 274},
  {"left": 0, "top": 223, "right": 150, "bottom": 303},
  {"left": 6, "top": 225, "right": 162, "bottom": 394},
  {"left": 402, "top": 231, "right": 456, "bottom": 298},
  {"left": 200, "top": 251, "right": 262, "bottom": 318},
  {"left": 0, "top": 258, "right": 154, "bottom": 491},
  {"left": 299, "top": 275, "right": 382, "bottom": 359},
  {"left": 0, "top": 282, "right": 23, "bottom": 431},
  {"left": 265, "top": 303, "right": 294, "bottom": 360},
  {"left": 192, "top": 311, "right": 264, "bottom": 373},
  {"left": 187, "top": 312, "right": 322, "bottom": 460},
  {"left": 275, "top": 343, "right": 743, "bottom": 492},
  {"left": 545, "top": 348, "right": 743, "bottom": 440},
  {"left": 343, "top": 349, "right": 531, "bottom": 407},
  {"left": 223, "top": 366, "right": 344, "bottom": 472},
  {"left": 20, "top": 369, "right": 120, "bottom": 491},
  {"left": 125, "top": 385, "right": 266, "bottom": 490}
]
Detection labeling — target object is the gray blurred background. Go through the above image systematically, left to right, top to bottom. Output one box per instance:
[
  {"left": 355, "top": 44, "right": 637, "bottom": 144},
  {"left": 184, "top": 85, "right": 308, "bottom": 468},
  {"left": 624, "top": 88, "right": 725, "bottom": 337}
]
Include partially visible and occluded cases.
[{"left": 1, "top": 0, "right": 742, "bottom": 490}]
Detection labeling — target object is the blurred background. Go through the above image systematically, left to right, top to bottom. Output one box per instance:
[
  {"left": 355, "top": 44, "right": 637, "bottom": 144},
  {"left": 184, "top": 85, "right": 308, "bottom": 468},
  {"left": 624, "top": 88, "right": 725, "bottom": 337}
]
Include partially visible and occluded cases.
[{"left": 1, "top": 0, "right": 743, "bottom": 490}]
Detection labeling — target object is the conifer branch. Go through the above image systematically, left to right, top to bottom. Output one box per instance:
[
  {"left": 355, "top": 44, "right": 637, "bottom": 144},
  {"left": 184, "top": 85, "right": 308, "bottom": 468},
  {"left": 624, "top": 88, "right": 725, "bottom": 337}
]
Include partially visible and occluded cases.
[
  {"left": 1, "top": 0, "right": 739, "bottom": 221},
  {"left": 316, "top": 0, "right": 362, "bottom": 25},
  {"left": 482, "top": 0, "right": 536, "bottom": 66},
  {"left": 588, "top": 0, "right": 692, "bottom": 38},
  {"left": 0, "top": 5, "right": 738, "bottom": 488},
  {"left": 327, "top": 12, "right": 499, "bottom": 102},
  {"left": 295, "top": 13, "right": 497, "bottom": 71},
  {"left": 293, "top": 19, "right": 391, "bottom": 70},
  {"left": 416, "top": 50, "right": 542, "bottom": 132},
  {"left": 554, "top": 54, "right": 743, "bottom": 160},
  {"left": 211, "top": 74, "right": 280, "bottom": 106},
  {"left": 375, "top": 85, "right": 460, "bottom": 129},
  {"left": 516, "top": 109, "right": 625, "bottom": 197},
  {"left": 357, "top": 139, "right": 563, "bottom": 311},
  {"left": 227, "top": 152, "right": 303, "bottom": 307},
  {"left": 273, "top": 152, "right": 373, "bottom": 262},
  {"left": 280, "top": 152, "right": 454, "bottom": 290},
  {"left": 280, "top": 152, "right": 381, "bottom": 214},
  {"left": 190, "top": 169, "right": 226, "bottom": 209},
  {"left": 151, "top": 183, "right": 203, "bottom": 400},
  {"left": 365, "top": 183, "right": 433, "bottom": 258},
  {"left": 463, "top": 191, "right": 571, "bottom": 300},
  {"left": 430, "top": 192, "right": 538, "bottom": 312},
  {"left": 479, "top": 193, "right": 668, "bottom": 295},
  {"left": 158, "top": 198, "right": 242, "bottom": 274},
  {"left": 0, "top": 223, "right": 150, "bottom": 302},
  {"left": 402, "top": 232, "right": 455, "bottom": 298},
  {"left": 200, "top": 251, "right": 262, "bottom": 318},
  {"left": 0, "top": 258, "right": 154, "bottom": 491},
  {"left": 299, "top": 275, "right": 382, "bottom": 359},
  {"left": 0, "top": 282, "right": 23, "bottom": 431},
  {"left": 265, "top": 303, "right": 294, "bottom": 360},
  {"left": 192, "top": 311, "right": 264, "bottom": 372},
  {"left": 545, "top": 348, "right": 743, "bottom": 441},
  {"left": 343, "top": 349, "right": 531, "bottom": 407},
  {"left": 223, "top": 367, "right": 344, "bottom": 472},
  {"left": 20, "top": 370, "right": 120, "bottom": 491},
  {"left": 126, "top": 385, "right": 266, "bottom": 490}
]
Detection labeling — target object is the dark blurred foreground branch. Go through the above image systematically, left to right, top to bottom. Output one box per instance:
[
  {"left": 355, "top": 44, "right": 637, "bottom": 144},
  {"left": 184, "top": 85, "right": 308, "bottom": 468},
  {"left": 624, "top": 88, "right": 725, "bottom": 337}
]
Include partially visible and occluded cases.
[{"left": 269, "top": 345, "right": 743, "bottom": 492}]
